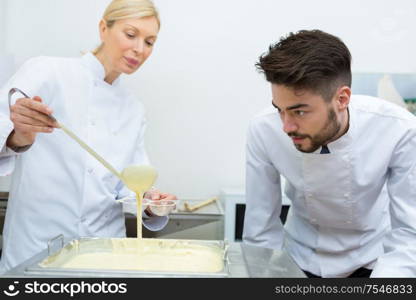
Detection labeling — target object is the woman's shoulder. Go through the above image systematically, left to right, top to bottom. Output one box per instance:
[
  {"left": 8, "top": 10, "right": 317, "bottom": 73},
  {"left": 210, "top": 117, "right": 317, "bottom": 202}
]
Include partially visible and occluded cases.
[
  {"left": 20, "top": 55, "right": 81, "bottom": 75},
  {"left": 23, "top": 55, "right": 77, "bottom": 65}
]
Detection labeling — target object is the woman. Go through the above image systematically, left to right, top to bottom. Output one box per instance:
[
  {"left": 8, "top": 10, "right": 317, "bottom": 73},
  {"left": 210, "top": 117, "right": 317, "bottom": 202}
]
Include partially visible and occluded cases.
[{"left": 0, "top": 0, "right": 176, "bottom": 273}]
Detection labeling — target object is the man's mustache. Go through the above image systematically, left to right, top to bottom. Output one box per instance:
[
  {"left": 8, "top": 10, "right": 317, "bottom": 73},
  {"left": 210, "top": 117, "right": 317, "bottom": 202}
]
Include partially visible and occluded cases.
[{"left": 288, "top": 132, "right": 311, "bottom": 139}]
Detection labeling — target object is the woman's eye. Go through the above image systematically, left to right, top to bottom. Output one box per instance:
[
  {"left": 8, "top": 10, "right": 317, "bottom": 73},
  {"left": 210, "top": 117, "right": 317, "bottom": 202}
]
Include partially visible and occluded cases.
[
  {"left": 126, "top": 33, "right": 135, "bottom": 38},
  {"left": 146, "top": 40, "right": 155, "bottom": 46}
]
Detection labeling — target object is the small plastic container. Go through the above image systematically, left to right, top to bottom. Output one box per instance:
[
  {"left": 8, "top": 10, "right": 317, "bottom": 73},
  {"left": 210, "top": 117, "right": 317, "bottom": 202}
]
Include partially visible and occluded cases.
[
  {"left": 118, "top": 197, "right": 176, "bottom": 216},
  {"left": 146, "top": 199, "right": 177, "bottom": 216}
]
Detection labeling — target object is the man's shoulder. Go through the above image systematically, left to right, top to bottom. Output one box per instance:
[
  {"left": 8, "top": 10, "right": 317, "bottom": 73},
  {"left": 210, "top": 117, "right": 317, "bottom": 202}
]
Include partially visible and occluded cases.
[
  {"left": 350, "top": 95, "right": 416, "bottom": 124},
  {"left": 250, "top": 106, "right": 280, "bottom": 127}
]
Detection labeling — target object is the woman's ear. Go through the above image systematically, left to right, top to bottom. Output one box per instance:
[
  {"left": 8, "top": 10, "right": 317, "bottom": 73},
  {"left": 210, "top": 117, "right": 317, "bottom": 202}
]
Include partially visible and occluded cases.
[{"left": 99, "top": 19, "right": 107, "bottom": 42}]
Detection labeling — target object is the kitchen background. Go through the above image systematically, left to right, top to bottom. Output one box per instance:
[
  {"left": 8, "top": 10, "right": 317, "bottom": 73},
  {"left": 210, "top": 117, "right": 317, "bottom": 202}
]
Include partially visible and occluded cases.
[
  {"left": 0, "top": 0, "right": 415, "bottom": 242},
  {"left": 1, "top": 0, "right": 415, "bottom": 197}
]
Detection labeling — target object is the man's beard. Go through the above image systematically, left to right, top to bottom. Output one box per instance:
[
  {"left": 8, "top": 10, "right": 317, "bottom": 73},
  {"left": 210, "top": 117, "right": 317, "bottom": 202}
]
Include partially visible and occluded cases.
[{"left": 288, "top": 107, "right": 341, "bottom": 153}]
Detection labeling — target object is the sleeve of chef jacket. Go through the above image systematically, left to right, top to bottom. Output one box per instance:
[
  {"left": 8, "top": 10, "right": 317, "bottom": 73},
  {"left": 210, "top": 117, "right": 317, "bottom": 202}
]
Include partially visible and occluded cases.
[
  {"left": 0, "top": 57, "right": 52, "bottom": 175},
  {"left": 115, "top": 102, "right": 168, "bottom": 231},
  {"left": 242, "top": 118, "right": 284, "bottom": 250},
  {"left": 371, "top": 126, "right": 416, "bottom": 277}
]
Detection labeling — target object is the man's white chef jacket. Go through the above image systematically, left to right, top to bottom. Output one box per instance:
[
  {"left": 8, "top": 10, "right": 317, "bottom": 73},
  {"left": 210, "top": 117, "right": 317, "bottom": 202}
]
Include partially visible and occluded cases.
[{"left": 243, "top": 95, "right": 416, "bottom": 277}]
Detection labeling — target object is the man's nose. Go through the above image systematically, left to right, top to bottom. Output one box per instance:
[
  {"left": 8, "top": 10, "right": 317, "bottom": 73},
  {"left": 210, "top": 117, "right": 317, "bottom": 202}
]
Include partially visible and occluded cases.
[{"left": 282, "top": 116, "right": 298, "bottom": 134}]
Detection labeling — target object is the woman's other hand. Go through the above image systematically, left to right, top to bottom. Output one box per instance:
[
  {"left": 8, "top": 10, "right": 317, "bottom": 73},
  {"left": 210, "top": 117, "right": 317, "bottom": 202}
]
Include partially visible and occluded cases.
[{"left": 144, "top": 189, "right": 177, "bottom": 201}]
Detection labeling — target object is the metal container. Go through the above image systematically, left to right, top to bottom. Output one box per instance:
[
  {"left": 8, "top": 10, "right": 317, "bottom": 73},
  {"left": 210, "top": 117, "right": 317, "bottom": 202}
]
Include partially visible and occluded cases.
[
  {"left": 3, "top": 235, "right": 306, "bottom": 278},
  {"left": 21, "top": 235, "right": 229, "bottom": 278}
]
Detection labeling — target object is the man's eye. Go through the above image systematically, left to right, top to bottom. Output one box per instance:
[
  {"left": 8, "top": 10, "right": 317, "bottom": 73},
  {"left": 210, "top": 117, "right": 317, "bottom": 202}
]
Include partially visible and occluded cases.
[{"left": 295, "top": 111, "right": 305, "bottom": 116}]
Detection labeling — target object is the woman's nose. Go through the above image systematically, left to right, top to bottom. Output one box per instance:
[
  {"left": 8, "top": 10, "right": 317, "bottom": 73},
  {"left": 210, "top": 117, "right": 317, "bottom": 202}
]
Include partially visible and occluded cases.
[{"left": 133, "top": 39, "right": 145, "bottom": 55}]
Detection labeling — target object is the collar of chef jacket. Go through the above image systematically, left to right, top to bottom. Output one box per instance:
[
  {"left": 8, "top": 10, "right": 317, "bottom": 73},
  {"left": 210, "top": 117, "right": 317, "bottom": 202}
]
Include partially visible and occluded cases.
[
  {"left": 81, "top": 52, "right": 122, "bottom": 87},
  {"left": 308, "top": 108, "right": 356, "bottom": 155}
]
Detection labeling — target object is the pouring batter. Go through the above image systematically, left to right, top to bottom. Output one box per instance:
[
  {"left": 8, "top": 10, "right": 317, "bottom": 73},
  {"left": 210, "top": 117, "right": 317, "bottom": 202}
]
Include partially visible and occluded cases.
[
  {"left": 0, "top": 0, "right": 177, "bottom": 274},
  {"left": 121, "top": 165, "right": 158, "bottom": 238}
]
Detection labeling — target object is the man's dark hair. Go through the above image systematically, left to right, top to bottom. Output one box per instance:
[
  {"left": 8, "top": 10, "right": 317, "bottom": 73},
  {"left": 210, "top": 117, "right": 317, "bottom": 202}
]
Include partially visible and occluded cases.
[{"left": 256, "top": 30, "right": 352, "bottom": 101}]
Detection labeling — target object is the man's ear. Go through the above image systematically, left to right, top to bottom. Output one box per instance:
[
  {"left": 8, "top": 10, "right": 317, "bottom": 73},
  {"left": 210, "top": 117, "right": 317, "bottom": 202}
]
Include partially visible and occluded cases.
[{"left": 336, "top": 86, "right": 351, "bottom": 111}]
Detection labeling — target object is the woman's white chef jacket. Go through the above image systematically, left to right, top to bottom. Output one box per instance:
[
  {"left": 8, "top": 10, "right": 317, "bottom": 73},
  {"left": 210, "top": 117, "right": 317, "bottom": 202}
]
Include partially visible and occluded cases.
[
  {"left": 0, "top": 53, "right": 168, "bottom": 273},
  {"left": 243, "top": 95, "right": 416, "bottom": 277}
]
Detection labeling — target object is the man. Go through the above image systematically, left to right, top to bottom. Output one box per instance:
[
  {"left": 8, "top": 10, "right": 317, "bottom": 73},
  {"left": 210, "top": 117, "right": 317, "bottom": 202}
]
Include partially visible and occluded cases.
[{"left": 243, "top": 29, "right": 416, "bottom": 277}]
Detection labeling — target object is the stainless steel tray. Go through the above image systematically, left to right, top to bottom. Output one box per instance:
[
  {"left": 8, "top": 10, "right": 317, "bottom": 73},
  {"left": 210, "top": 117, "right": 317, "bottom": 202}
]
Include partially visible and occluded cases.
[{"left": 24, "top": 236, "right": 229, "bottom": 278}]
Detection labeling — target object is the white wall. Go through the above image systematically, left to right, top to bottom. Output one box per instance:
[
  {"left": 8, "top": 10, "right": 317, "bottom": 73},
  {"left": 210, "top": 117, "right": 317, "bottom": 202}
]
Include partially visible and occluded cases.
[
  {"left": 0, "top": 0, "right": 5, "bottom": 53},
  {"left": 0, "top": 0, "right": 14, "bottom": 86},
  {"left": 2, "top": 0, "right": 416, "bottom": 197}
]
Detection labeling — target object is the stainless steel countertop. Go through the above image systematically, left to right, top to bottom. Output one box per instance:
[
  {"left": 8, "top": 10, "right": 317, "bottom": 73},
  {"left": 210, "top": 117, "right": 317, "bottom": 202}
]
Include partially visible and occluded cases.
[{"left": 2, "top": 242, "right": 305, "bottom": 278}]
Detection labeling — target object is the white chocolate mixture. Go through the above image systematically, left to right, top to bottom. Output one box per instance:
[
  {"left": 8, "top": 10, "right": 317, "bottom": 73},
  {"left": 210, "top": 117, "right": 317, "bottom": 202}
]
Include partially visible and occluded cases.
[
  {"left": 136, "top": 193, "right": 142, "bottom": 239},
  {"left": 57, "top": 239, "right": 224, "bottom": 273}
]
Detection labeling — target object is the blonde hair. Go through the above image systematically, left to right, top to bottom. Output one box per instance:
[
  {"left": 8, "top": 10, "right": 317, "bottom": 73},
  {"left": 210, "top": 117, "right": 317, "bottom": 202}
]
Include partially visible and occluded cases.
[{"left": 93, "top": 0, "right": 160, "bottom": 54}]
